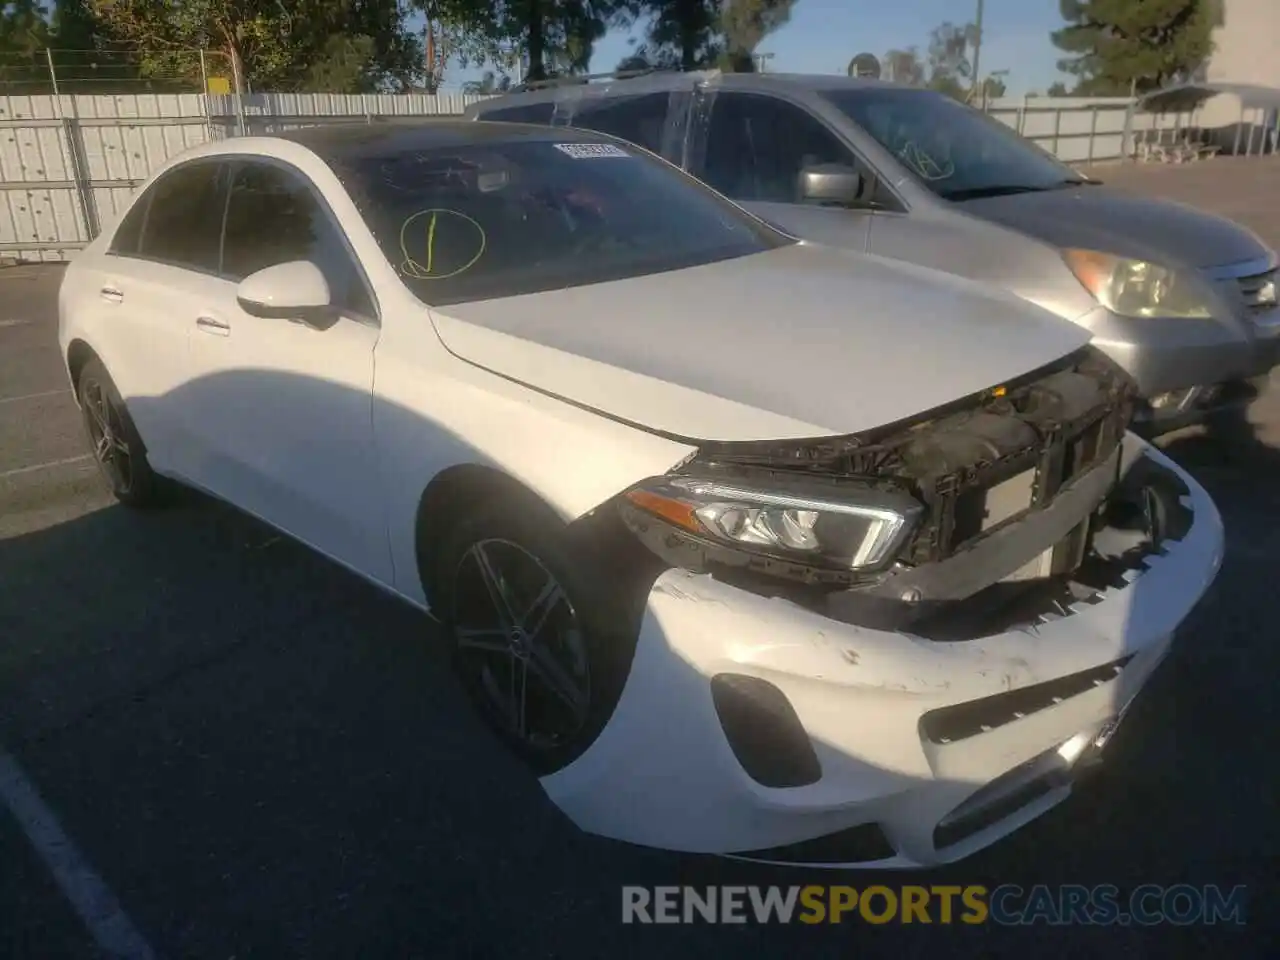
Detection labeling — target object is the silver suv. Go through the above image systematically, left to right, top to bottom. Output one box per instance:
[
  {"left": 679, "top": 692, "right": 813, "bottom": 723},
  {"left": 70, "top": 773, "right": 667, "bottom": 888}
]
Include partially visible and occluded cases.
[{"left": 466, "top": 70, "right": 1280, "bottom": 434}]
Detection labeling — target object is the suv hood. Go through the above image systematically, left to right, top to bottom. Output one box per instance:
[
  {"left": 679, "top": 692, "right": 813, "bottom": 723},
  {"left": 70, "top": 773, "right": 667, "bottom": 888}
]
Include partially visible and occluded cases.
[
  {"left": 959, "top": 185, "right": 1270, "bottom": 270},
  {"left": 430, "top": 243, "right": 1091, "bottom": 441}
]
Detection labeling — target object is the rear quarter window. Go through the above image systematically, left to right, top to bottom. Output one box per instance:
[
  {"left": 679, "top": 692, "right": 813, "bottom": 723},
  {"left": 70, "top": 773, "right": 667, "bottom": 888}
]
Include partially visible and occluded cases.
[{"left": 107, "top": 193, "right": 149, "bottom": 255}]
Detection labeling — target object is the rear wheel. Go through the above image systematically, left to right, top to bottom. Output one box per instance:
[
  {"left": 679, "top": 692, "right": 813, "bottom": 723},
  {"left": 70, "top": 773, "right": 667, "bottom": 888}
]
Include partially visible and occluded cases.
[
  {"left": 77, "top": 358, "right": 162, "bottom": 508},
  {"left": 431, "top": 499, "right": 639, "bottom": 776}
]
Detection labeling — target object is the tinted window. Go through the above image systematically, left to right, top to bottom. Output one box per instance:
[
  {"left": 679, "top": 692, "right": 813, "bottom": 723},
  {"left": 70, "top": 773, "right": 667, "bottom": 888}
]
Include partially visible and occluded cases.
[
  {"left": 823, "top": 88, "right": 1084, "bottom": 201},
  {"left": 568, "top": 93, "right": 672, "bottom": 154},
  {"left": 702, "top": 93, "right": 859, "bottom": 203},
  {"left": 478, "top": 102, "right": 555, "bottom": 124},
  {"left": 333, "top": 136, "right": 789, "bottom": 307},
  {"left": 137, "top": 162, "right": 226, "bottom": 271},
  {"left": 222, "top": 162, "right": 374, "bottom": 318},
  {"left": 108, "top": 192, "right": 149, "bottom": 255}
]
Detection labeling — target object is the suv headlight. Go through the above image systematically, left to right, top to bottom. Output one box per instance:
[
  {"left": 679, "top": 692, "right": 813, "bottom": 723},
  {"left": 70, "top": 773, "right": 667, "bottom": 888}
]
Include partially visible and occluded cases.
[
  {"left": 1063, "top": 248, "right": 1218, "bottom": 319},
  {"left": 621, "top": 474, "right": 923, "bottom": 574}
]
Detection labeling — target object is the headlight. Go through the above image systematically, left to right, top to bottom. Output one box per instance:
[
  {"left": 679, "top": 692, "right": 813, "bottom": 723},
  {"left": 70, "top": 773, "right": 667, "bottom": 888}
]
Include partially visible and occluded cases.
[
  {"left": 1063, "top": 249, "right": 1216, "bottom": 319},
  {"left": 621, "top": 474, "right": 923, "bottom": 574}
]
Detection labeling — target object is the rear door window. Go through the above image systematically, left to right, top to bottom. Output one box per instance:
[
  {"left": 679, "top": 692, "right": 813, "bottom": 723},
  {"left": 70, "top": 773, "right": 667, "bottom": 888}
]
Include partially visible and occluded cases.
[{"left": 108, "top": 193, "right": 149, "bottom": 256}]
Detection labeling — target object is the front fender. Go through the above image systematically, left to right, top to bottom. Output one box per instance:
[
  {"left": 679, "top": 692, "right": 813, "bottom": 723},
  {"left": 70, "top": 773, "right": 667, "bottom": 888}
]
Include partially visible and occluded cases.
[{"left": 372, "top": 333, "right": 697, "bottom": 606}]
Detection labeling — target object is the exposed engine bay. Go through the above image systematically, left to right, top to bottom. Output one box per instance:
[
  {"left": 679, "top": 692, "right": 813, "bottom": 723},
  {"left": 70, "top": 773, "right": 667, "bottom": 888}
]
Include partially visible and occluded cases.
[{"left": 616, "top": 346, "right": 1193, "bottom": 640}]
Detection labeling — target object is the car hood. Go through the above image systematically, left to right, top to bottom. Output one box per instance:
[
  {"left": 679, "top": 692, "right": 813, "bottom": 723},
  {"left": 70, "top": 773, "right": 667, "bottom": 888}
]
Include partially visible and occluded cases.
[
  {"left": 958, "top": 185, "right": 1270, "bottom": 270},
  {"left": 429, "top": 243, "right": 1092, "bottom": 442}
]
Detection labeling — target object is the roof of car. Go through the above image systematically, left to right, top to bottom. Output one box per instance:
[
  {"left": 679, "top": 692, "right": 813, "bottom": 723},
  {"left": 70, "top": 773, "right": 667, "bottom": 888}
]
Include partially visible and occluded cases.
[
  {"left": 470, "top": 69, "right": 919, "bottom": 107},
  {"left": 275, "top": 118, "right": 608, "bottom": 160}
]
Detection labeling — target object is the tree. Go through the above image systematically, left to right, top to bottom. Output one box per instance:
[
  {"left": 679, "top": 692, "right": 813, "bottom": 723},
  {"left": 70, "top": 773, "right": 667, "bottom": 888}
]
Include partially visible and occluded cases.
[
  {"left": 0, "top": 0, "right": 50, "bottom": 58},
  {"left": 87, "top": 0, "right": 425, "bottom": 92},
  {"left": 416, "top": 0, "right": 510, "bottom": 93},
  {"left": 480, "top": 0, "right": 624, "bottom": 83},
  {"left": 617, "top": 0, "right": 793, "bottom": 74},
  {"left": 617, "top": 0, "right": 717, "bottom": 71},
  {"left": 719, "top": 0, "right": 793, "bottom": 72},
  {"left": 1051, "top": 0, "right": 1214, "bottom": 96},
  {"left": 0, "top": 1, "right": 53, "bottom": 89},
  {"left": 925, "top": 20, "right": 978, "bottom": 99},
  {"left": 882, "top": 47, "right": 925, "bottom": 86},
  {"left": 462, "top": 68, "right": 512, "bottom": 93},
  {"left": 980, "top": 72, "right": 1006, "bottom": 100},
  {"left": 1047, "top": 79, "right": 1071, "bottom": 97}
]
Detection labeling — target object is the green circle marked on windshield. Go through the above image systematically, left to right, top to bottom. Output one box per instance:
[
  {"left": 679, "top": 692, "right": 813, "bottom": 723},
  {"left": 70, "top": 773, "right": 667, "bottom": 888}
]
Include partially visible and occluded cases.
[{"left": 400, "top": 208, "right": 487, "bottom": 281}]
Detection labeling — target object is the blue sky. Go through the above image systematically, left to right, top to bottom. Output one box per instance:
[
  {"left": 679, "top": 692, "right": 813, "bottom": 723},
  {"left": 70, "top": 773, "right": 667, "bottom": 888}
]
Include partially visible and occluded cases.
[{"left": 445, "top": 0, "right": 1072, "bottom": 95}]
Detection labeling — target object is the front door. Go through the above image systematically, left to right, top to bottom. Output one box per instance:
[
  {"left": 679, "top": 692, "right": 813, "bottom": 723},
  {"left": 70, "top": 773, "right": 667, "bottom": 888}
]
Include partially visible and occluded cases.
[
  {"left": 687, "top": 90, "right": 875, "bottom": 251},
  {"left": 182, "top": 158, "right": 392, "bottom": 584}
]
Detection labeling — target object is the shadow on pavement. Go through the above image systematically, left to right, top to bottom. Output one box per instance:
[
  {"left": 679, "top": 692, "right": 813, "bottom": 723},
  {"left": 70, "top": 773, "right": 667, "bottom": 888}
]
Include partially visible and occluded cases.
[{"left": 0, "top": 365, "right": 1273, "bottom": 958}]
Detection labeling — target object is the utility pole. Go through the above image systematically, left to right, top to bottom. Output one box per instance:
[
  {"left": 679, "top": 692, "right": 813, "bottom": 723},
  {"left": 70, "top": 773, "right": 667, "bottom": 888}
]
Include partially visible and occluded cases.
[{"left": 970, "top": 0, "right": 985, "bottom": 100}]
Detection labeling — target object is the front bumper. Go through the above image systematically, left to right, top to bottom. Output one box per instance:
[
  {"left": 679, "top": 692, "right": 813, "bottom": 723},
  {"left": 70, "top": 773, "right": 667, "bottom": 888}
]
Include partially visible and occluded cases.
[
  {"left": 1079, "top": 253, "right": 1280, "bottom": 417},
  {"left": 1083, "top": 305, "right": 1277, "bottom": 396},
  {"left": 540, "top": 437, "right": 1224, "bottom": 868}
]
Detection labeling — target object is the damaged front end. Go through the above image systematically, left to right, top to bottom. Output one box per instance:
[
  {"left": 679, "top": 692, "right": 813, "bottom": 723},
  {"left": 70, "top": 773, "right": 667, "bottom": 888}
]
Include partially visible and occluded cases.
[{"left": 616, "top": 346, "right": 1189, "bottom": 641}]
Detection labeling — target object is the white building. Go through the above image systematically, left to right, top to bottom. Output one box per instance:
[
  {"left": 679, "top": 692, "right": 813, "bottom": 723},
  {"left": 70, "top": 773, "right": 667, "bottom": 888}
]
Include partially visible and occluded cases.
[
  {"left": 1198, "top": 0, "right": 1280, "bottom": 135},
  {"left": 1204, "top": 0, "right": 1280, "bottom": 89}
]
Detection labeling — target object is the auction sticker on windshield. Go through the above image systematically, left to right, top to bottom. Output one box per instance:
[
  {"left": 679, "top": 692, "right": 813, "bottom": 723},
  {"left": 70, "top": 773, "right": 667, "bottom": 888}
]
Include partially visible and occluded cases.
[{"left": 553, "top": 143, "right": 630, "bottom": 159}]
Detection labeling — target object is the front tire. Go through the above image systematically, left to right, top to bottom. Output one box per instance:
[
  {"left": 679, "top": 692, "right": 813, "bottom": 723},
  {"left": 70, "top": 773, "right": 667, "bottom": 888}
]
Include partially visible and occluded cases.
[
  {"left": 77, "top": 358, "right": 162, "bottom": 508},
  {"left": 431, "top": 499, "right": 640, "bottom": 776}
]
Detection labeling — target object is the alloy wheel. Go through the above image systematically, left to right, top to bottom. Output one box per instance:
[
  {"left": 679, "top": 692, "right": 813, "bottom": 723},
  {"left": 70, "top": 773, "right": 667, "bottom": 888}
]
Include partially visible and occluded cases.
[
  {"left": 83, "top": 378, "right": 134, "bottom": 494},
  {"left": 451, "top": 538, "right": 591, "bottom": 752}
]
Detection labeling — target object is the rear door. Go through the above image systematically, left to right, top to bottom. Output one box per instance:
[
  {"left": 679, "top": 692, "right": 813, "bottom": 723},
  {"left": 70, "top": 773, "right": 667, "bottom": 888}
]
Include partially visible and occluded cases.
[{"left": 84, "top": 160, "right": 229, "bottom": 473}]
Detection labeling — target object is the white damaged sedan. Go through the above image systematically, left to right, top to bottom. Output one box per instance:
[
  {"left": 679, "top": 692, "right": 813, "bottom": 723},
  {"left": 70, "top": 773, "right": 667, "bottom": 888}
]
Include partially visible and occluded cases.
[{"left": 57, "top": 121, "right": 1224, "bottom": 868}]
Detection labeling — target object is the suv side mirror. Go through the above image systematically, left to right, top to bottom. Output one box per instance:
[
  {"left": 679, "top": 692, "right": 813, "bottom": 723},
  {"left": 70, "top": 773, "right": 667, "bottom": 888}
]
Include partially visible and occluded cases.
[{"left": 798, "top": 163, "right": 865, "bottom": 207}]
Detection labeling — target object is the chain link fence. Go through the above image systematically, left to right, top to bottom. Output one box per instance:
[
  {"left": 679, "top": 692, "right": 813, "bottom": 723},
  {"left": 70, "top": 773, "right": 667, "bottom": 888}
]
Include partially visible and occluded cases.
[{"left": 0, "top": 48, "right": 237, "bottom": 96}]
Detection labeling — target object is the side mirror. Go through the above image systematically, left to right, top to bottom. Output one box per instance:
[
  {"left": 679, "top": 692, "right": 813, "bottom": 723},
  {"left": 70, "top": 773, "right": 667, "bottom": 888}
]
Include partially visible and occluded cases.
[
  {"left": 798, "top": 163, "right": 865, "bottom": 207},
  {"left": 236, "top": 261, "right": 336, "bottom": 329}
]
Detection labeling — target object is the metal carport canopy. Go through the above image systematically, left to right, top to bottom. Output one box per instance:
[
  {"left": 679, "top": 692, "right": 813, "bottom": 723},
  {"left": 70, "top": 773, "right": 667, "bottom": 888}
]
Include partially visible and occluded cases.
[{"left": 1137, "top": 82, "right": 1280, "bottom": 113}]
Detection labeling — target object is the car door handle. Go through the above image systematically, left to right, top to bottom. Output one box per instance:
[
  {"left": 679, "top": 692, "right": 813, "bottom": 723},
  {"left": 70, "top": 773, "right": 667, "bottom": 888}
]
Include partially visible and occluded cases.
[
  {"left": 100, "top": 286, "right": 123, "bottom": 303},
  {"left": 195, "top": 315, "right": 231, "bottom": 336}
]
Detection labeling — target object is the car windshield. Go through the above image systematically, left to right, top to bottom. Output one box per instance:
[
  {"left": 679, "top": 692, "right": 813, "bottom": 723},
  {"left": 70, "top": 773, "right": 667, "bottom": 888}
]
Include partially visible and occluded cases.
[
  {"left": 822, "top": 87, "right": 1095, "bottom": 201},
  {"left": 332, "top": 135, "right": 790, "bottom": 306}
]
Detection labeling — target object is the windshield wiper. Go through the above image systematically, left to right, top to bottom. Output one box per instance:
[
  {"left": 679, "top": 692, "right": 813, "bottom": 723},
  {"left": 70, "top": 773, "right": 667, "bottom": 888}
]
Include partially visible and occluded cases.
[
  {"left": 941, "top": 178, "right": 1099, "bottom": 201},
  {"left": 940, "top": 184, "right": 1049, "bottom": 201}
]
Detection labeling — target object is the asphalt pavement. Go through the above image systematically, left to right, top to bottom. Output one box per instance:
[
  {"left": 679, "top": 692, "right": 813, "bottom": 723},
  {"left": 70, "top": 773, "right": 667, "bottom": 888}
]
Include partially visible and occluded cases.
[{"left": 1, "top": 259, "right": 1278, "bottom": 958}]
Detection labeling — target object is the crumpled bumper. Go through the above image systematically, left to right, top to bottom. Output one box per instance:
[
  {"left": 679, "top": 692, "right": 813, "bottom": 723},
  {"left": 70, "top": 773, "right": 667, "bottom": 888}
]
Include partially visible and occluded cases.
[{"left": 540, "top": 437, "right": 1224, "bottom": 868}]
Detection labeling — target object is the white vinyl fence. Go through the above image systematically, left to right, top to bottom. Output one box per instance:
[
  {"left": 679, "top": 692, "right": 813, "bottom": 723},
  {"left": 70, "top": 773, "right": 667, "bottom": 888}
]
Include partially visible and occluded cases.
[{"left": 0, "top": 90, "right": 1196, "bottom": 262}]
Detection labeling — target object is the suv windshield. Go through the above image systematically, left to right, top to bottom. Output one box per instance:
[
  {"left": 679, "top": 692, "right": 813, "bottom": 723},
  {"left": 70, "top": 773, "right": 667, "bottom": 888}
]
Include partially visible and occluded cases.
[
  {"left": 822, "top": 87, "right": 1093, "bottom": 201},
  {"left": 332, "top": 135, "right": 789, "bottom": 306}
]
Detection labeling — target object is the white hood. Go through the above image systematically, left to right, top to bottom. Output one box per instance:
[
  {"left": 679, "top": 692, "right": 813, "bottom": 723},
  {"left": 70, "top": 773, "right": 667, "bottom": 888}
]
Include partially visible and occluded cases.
[{"left": 430, "top": 243, "right": 1092, "bottom": 441}]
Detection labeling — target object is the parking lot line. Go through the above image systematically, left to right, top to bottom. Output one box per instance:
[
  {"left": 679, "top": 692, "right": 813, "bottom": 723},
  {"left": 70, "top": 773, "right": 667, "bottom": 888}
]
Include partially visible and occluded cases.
[
  {"left": 0, "top": 388, "right": 71, "bottom": 405},
  {"left": 0, "top": 455, "right": 92, "bottom": 480},
  {"left": 0, "top": 749, "right": 158, "bottom": 960}
]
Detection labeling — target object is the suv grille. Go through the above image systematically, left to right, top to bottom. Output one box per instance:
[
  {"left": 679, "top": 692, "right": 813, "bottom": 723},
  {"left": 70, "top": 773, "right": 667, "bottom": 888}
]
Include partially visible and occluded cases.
[{"left": 1237, "top": 268, "right": 1277, "bottom": 313}]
